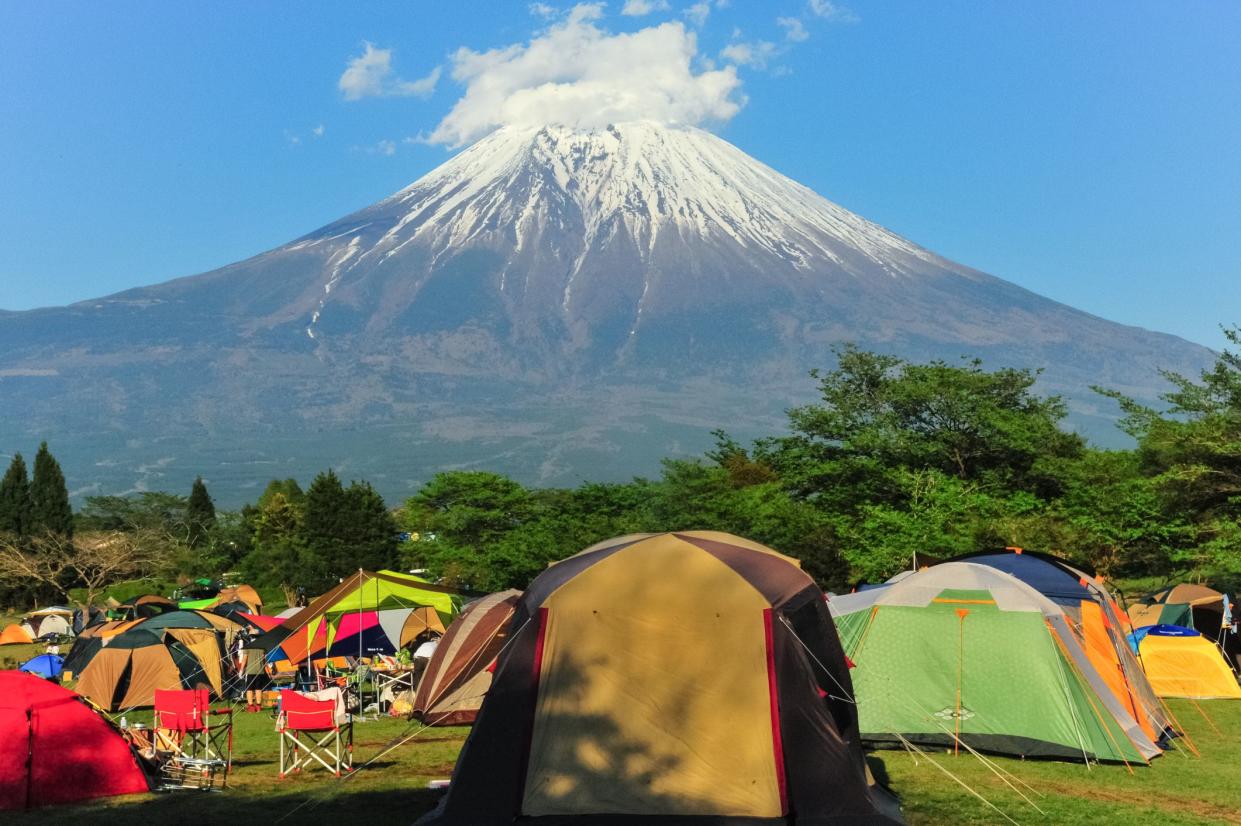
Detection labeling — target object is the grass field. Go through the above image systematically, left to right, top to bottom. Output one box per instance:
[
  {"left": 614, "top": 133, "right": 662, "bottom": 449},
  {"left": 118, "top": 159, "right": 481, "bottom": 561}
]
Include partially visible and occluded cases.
[{"left": 0, "top": 680, "right": 1236, "bottom": 825}]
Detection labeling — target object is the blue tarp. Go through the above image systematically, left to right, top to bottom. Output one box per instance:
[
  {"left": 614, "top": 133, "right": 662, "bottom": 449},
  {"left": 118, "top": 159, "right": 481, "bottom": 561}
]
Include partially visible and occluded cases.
[
  {"left": 1127, "top": 623, "right": 1200, "bottom": 653},
  {"left": 18, "top": 653, "right": 64, "bottom": 679}
]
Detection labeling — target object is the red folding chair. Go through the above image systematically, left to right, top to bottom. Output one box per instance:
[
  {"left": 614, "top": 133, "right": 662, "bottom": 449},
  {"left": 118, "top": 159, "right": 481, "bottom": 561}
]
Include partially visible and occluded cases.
[
  {"left": 152, "top": 688, "right": 234, "bottom": 789},
  {"left": 277, "top": 688, "right": 353, "bottom": 777}
]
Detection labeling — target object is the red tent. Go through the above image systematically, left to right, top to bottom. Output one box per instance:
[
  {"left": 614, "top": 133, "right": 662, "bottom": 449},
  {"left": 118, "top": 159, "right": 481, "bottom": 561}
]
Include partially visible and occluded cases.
[{"left": 0, "top": 671, "right": 150, "bottom": 810}]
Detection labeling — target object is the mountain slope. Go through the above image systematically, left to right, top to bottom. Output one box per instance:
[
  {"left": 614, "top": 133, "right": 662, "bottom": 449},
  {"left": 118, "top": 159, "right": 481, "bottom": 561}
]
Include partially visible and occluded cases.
[{"left": 0, "top": 121, "right": 1214, "bottom": 504}]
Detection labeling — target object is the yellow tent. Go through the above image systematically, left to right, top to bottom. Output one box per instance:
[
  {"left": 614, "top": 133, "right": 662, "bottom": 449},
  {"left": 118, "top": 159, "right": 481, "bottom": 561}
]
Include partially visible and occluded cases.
[{"left": 1134, "top": 625, "right": 1241, "bottom": 699}]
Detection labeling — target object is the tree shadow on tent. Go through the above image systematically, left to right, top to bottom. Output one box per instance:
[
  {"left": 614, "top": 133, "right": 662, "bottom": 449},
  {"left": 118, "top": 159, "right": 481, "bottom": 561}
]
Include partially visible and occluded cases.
[{"left": 498, "top": 651, "right": 747, "bottom": 819}]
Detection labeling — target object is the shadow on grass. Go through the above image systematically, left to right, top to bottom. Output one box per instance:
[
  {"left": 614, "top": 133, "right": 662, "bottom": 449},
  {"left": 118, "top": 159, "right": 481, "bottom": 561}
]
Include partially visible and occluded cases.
[{"left": 9, "top": 785, "right": 445, "bottom": 826}]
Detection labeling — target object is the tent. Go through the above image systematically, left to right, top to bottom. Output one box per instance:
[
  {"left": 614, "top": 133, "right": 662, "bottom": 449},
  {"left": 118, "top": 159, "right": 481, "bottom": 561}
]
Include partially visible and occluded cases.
[
  {"left": 418, "top": 531, "right": 902, "bottom": 825},
  {"left": 944, "top": 549, "right": 1170, "bottom": 742},
  {"left": 831, "top": 562, "right": 1162, "bottom": 764},
  {"left": 262, "top": 570, "right": 465, "bottom": 666},
  {"left": 207, "top": 584, "right": 264, "bottom": 614},
  {"left": 1129, "top": 584, "right": 1239, "bottom": 671},
  {"left": 1129, "top": 584, "right": 1228, "bottom": 629},
  {"left": 413, "top": 589, "right": 520, "bottom": 726},
  {"left": 117, "top": 594, "right": 178, "bottom": 620},
  {"left": 72, "top": 605, "right": 106, "bottom": 634},
  {"left": 19, "top": 607, "right": 73, "bottom": 639},
  {"left": 73, "top": 616, "right": 235, "bottom": 710},
  {"left": 0, "top": 624, "right": 33, "bottom": 646},
  {"left": 1130, "top": 625, "right": 1241, "bottom": 700},
  {"left": 75, "top": 626, "right": 225, "bottom": 711},
  {"left": 19, "top": 654, "right": 64, "bottom": 680},
  {"left": 0, "top": 672, "right": 149, "bottom": 809}
]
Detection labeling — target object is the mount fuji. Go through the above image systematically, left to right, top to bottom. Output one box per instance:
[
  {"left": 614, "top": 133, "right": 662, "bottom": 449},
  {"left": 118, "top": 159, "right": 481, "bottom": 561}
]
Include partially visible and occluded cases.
[{"left": 0, "top": 121, "right": 1214, "bottom": 504}]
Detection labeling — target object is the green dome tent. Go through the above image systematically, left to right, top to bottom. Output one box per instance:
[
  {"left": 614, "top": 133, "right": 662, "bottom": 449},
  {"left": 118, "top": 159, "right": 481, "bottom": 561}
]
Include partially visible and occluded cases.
[{"left": 830, "top": 562, "right": 1162, "bottom": 764}]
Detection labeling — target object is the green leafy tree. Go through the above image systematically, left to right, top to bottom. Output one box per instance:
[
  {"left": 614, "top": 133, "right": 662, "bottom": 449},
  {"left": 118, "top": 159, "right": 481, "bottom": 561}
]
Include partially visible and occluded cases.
[
  {"left": 1099, "top": 326, "right": 1241, "bottom": 583},
  {"left": 759, "top": 346, "right": 1083, "bottom": 511},
  {"left": 29, "top": 442, "right": 72, "bottom": 537},
  {"left": 1050, "top": 451, "right": 1186, "bottom": 578},
  {"left": 0, "top": 453, "right": 31, "bottom": 537},
  {"left": 186, "top": 476, "right": 216, "bottom": 548},
  {"left": 240, "top": 491, "right": 309, "bottom": 606},
  {"left": 78, "top": 492, "right": 189, "bottom": 533}
]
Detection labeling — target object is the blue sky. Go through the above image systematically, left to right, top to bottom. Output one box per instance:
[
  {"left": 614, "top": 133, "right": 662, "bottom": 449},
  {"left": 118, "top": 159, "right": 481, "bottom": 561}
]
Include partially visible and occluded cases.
[{"left": 1, "top": 1, "right": 1237, "bottom": 350}]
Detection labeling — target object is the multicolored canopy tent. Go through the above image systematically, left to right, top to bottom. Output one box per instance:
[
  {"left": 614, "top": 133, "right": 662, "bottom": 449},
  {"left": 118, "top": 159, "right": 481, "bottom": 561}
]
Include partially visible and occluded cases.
[
  {"left": 419, "top": 532, "right": 903, "bottom": 825},
  {"left": 944, "top": 549, "right": 1171, "bottom": 742},
  {"left": 831, "top": 562, "right": 1162, "bottom": 764},
  {"left": 263, "top": 570, "right": 465, "bottom": 665},
  {"left": 1129, "top": 584, "right": 1238, "bottom": 670},
  {"left": 413, "top": 589, "right": 521, "bottom": 726},
  {"left": 19, "top": 607, "right": 73, "bottom": 639},
  {"left": 0, "top": 624, "right": 33, "bottom": 646},
  {"left": 1129, "top": 625, "right": 1241, "bottom": 700},
  {"left": 18, "top": 654, "right": 64, "bottom": 679},
  {"left": 0, "top": 672, "right": 149, "bottom": 810}
]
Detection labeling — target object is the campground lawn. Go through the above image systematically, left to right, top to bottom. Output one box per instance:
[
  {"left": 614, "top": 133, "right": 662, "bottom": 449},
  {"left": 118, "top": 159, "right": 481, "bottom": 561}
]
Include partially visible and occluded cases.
[{"left": 1, "top": 696, "right": 1237, "bottom": 825}]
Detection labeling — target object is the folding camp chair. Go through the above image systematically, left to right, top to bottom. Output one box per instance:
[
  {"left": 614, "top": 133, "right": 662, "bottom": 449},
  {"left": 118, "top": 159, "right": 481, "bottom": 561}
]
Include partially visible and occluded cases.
[
  {"left": 277, "top": 687, "right": 353, "bottom": 777},
  {"left": 152, "top": 688, "right": 233, "bottom": 790}
]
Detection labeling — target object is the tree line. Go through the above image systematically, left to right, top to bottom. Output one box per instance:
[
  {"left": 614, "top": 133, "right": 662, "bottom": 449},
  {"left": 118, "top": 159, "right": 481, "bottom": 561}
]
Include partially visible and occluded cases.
[{"left": 1, "top": 328, "right": 1238, "bottom": 608}]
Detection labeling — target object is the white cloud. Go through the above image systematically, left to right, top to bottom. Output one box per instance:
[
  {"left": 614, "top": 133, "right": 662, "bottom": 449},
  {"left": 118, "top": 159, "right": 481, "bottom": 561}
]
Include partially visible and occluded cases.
[
  {"left": 622, "top": 0, "right": 669, "bottom": 14},
  {"left": 807, "top": 0, "right": 858, "bottom": 23},
  {"left": 683, "top": 1, "right": 710, "bottom": 26},
  {"left": 528, "top": 2, "right": 556, "bottom": 17},
  {"left": 427, "top": 3, "right": 743, "bottom": 147},
  {"left": 776, "top": 16, "right": 809, "bottom": 42},
  {"left": 720, "top": 40, "right": 779, "bottom": 69},
  {"left": 338, "top": 42, "right": 441, "bottom": 100},
  {"left": 393, "top": 65, "right": 441, "bottom": 97},
  {"left": 312, "top": 124, "right": 325, "bottom": 138},
  {"left": 377, "top": 139, "right": 396, "bottom": 156}
]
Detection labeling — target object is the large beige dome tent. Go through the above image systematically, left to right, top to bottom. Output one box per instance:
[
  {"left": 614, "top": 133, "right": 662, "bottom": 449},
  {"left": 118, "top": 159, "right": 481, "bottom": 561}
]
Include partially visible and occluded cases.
[{"left": 419, "top": 532, "right": 902, "bottom": 825}]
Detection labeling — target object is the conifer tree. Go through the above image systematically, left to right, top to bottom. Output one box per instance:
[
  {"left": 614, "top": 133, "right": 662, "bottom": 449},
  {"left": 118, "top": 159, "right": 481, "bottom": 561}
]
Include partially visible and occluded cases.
[
  {"left": 29, "top": 442, "right": 72, "bottom": 537},
  {"left": 0, "top": 453, "right": 31, "bottom": 537},
  {"left": 300, "top": 469, "right": 349, "bottom": 588},
  {"left": 186, "top": 476, "right": 216, "bottom": 547},
  {"left": 341, "top": 480, "right": 398, "bottom": 573}
]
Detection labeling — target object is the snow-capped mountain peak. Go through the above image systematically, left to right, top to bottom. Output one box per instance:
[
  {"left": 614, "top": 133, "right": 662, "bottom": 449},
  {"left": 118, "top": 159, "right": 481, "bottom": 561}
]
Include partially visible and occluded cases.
[{"left": 319, "top": 121, "right": 939, "bottom": 280}]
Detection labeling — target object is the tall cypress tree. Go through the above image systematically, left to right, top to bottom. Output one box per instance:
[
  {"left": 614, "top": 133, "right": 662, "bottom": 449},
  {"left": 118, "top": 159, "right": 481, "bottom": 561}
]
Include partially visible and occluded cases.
[
  {"left": 29, "top": 442, "right": 73, "bottom": 537},
  {"left": 0, "top": 453, "right": 31, "bottom": 536},
  {"left": 300, "top": 469, "right": 349, "bottom": 589},
  {"left": 186, "top": 476, "right": 216, "bottom": 547},
  {"left": 341, "top": 481, "right": 398, "bottom": 573}
]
